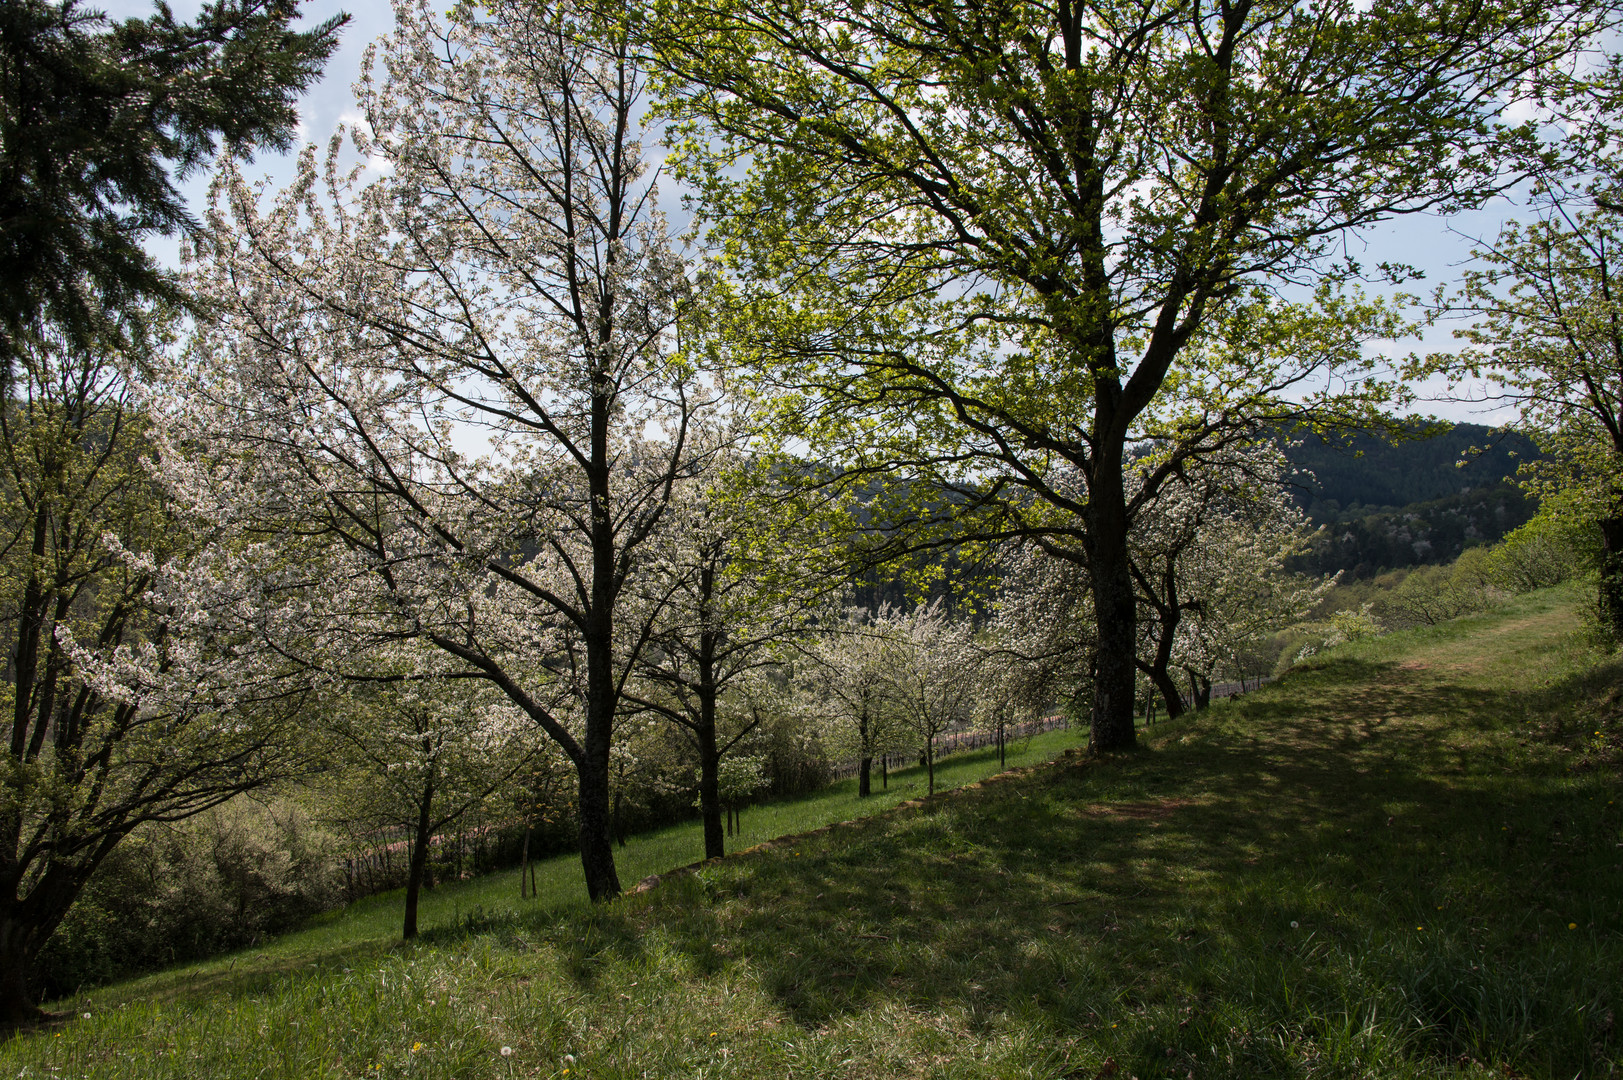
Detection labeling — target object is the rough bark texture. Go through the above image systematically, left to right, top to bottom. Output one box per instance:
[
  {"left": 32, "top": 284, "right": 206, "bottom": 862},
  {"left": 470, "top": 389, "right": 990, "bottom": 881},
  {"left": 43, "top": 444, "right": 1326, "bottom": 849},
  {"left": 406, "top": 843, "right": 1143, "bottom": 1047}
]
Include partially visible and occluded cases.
[
  {"left": 1084, "top": 441, "right": 1139, "bottom": 751},
  {"left": 1599, "top": 516, "right": 1623, "bottom": 644},
  {"left": 1089, "top": 546, "right": 1140, "bottom": 751},
  {"left": 578, "top": 610, "right": 622, "bottom": 899},
  {"left": 698, "top": 720, "right": 725, "bottom": 860},
  {"left": 577, "top": 727, "right": 622, "bottom": 901},
  {"left": 0, "top": 914, "right": 45, "bottom": 1024}
]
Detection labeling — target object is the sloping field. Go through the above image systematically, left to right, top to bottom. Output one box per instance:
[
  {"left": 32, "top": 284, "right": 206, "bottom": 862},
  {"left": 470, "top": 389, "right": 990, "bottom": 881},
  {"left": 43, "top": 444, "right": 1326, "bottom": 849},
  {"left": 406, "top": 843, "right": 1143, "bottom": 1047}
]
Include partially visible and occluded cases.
[{"left": 4, "top": 586, "right": 1620, "bottom": 1079}]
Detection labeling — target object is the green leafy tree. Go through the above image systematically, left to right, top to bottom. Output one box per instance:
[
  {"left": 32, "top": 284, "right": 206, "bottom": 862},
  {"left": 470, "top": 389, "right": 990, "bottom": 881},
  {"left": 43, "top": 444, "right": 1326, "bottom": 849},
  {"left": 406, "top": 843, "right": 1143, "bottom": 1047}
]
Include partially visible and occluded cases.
[
  {"left": 0, "top": 0, "right": 344, "bottom": 363},
  {"left": 646, "top": 0, "right": 1611, "bottom": 750},
  {"left": 1433, "top": 178, "right": 1623, "bottom": 640},
  {"left": 0, "top": 329, "right": 307, "bottom": 1022},
  {"left": 1373, "top": 551, "right": 1500, "bottom": 629}
]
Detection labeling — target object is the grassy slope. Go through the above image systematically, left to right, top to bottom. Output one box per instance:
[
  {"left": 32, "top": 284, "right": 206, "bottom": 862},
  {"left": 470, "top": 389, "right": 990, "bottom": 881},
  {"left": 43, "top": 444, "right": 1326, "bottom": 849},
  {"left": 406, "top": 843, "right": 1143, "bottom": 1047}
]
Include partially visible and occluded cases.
[{"left": 5, "top": 587, "right": 1621, "bottom": 1079}]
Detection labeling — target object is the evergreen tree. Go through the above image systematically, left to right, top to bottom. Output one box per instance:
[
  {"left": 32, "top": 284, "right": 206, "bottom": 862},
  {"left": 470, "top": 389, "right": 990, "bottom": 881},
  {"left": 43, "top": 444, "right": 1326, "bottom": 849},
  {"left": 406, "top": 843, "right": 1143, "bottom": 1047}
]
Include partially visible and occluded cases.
[{"left": 0, "top": 0, "right": 345, "bottom": 360}]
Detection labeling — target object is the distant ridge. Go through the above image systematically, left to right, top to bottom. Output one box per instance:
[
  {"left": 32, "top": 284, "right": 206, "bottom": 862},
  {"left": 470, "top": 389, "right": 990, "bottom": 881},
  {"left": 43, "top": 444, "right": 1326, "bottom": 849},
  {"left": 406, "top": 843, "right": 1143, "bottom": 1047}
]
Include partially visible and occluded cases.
[
  {"left": 1278, "top": 421, "right": 1540, "bottom": 577},
  {"left": 1279, "top": 421, "right": 1539, "bottom": 520}
]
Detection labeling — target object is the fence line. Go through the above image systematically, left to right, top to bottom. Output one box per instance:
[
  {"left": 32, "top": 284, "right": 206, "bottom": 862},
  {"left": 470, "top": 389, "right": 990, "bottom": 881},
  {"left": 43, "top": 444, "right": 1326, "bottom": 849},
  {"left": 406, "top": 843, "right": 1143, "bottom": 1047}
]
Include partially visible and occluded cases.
[{"left": 823, "top": 713, "right": 1069, "bottom": 783}]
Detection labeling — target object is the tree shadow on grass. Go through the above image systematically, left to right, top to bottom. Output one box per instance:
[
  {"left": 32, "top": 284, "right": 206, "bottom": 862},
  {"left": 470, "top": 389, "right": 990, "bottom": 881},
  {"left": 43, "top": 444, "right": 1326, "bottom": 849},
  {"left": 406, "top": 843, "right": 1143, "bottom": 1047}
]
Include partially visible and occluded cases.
[{"left": 615, "top": 653, "right": 1621, "bottom": 1078}]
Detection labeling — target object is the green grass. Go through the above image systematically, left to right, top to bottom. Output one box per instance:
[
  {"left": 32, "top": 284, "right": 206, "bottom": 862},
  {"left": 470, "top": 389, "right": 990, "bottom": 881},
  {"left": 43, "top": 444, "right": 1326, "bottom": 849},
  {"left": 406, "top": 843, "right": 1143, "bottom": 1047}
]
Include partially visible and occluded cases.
[
  {"left": 6, "top": 585, "right": 1621, "bottom": 1079},
  {"left": 28, "top": 727, "right": 1083, "bottom": 1019}
]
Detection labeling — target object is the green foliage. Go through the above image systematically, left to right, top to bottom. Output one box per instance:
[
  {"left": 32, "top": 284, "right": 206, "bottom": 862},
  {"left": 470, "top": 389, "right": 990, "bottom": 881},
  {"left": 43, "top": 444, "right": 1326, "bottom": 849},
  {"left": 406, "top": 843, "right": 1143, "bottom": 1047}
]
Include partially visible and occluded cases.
[
  {"left": 0, "top": 0, "right": 344, "bottom": 355},
  {"left": 647, "top": 0, "right": 1612, "bottom": 747},
  {"left": 1425, "top": 168, "right": 1623, "bottom": 640},
  {"left": 0, "top": 325, "right": 310, "bottom": 1016},
  {"left": 1279, "top": 420, "right": 1543, "bottom": 580},
  {"left": 1282, "top": 421, "right": 1539, "bottom": 520},
  {"left": 1291, "top": 483, "right": 1537, "bottom": 578},
  {"left": 1486, "top": 513, "right": 1589, "bottom": 594},
  {"left": 1286, "top": 524, "right": 1589, "bottom": 668},
  {"left": 1373, "top": 549, "right": 1502, "bottom": 630},
  {"left": 1327, "top": 605, "right": 1385, "bottom": 645},
  {"left": 713, "top": 755, "right": 768, "bottom": 806},
  {"left": 36, "top": 800, "right": 341, "bottom": 999}
]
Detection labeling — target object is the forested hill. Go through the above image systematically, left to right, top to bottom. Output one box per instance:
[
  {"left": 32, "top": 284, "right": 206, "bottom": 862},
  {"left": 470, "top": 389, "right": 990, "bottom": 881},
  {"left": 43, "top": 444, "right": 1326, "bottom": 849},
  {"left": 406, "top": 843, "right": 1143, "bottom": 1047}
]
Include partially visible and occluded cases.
[
  {"left": 863, "top": 421, "right": 1542, "bottom": 596},
  {"left": 1280, "top": 421, "right": 1538, "bottom": 519},
  {"left": 1281, "top": 421, "right": 1541, "bottom": 577}
]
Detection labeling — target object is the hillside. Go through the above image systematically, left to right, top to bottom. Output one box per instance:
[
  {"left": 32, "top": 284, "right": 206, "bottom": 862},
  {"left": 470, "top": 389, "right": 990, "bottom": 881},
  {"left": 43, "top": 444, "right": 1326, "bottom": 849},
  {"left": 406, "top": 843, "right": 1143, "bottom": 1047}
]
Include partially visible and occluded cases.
[
  {"left": 1281, "top": 421, "right": 1538, "bottom": 519},
  {"left": 1279, "top": 423, "right": 1541, "bottom": 576},
  {"left": 1289, "top": 481, "right": 1536, "bottom": 578},
  {"left": 4, "top": 587, "right": 1620, "bottom": 1079}
]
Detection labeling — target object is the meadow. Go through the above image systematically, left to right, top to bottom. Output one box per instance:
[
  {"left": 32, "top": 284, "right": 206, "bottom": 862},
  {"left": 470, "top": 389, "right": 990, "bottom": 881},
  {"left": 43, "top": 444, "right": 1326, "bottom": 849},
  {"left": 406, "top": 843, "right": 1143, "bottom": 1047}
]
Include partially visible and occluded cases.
[{"left": 3, "top": 585, "right": 1619, "bottom": 1079}]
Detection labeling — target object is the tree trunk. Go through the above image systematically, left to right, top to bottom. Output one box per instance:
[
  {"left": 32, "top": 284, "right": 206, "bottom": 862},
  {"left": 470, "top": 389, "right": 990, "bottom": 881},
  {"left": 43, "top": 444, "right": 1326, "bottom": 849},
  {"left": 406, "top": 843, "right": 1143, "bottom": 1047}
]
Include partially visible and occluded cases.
[
  {"left": 578, "top": 365, "right": 623, "bottom": 902},
  {"left": 1599, "top": 516, "right": 1623, "bottom": 644},
  {"left": 1089, "top": 540, "right": 1139, "bottom": 751},
  {"left": 1140, "top": 562, "right": 1187, "bottom": 721},
  {"left": 1148, "top": 663, "right": 1187, "bottom": 720},
  {"left": 1191, "top": 671, "right": 1212, "bottom": 711},
  {"left": 575, "top": 679, "right": 621, "bottom": 901},
  {"left": 698, "top": 721, "right": 724, "bottom": 860},
  {"left": 925, "top": 737, "right": 935, "bottom": 795},
  {"left": 576, "top": 746, "right": 621, "bottom": 901},
  {"left": 881, "top": 755, "right": 888, "bottom": 789},
  {"left": 858, "top": 756, "right": 872, "bottom": 797},
  {"left": 403, "top": 776, "right": 434, "bottom": 940},
  {"left": 519, "top": 821, "right": 532, "bottom": 900},
  {"left": 0, "top": 839, "right": 124, "bottom": 1023},
  {"left": 0, "top": 913, "right": 45, "bottom": 1025}
]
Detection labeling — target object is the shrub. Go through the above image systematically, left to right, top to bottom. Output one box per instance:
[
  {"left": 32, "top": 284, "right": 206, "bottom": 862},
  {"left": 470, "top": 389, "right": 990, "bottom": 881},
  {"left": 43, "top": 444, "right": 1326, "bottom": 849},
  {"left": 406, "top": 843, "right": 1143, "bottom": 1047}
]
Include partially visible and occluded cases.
[
  {"left": 1487, "top": 514, "right": 1588, "bottom": 593},
  {"left": 1375, "top": 549, "right": 1503, "bottom": 628},
  {"left": 37, "top": 799, "right": 342, "bottom": 997}
]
